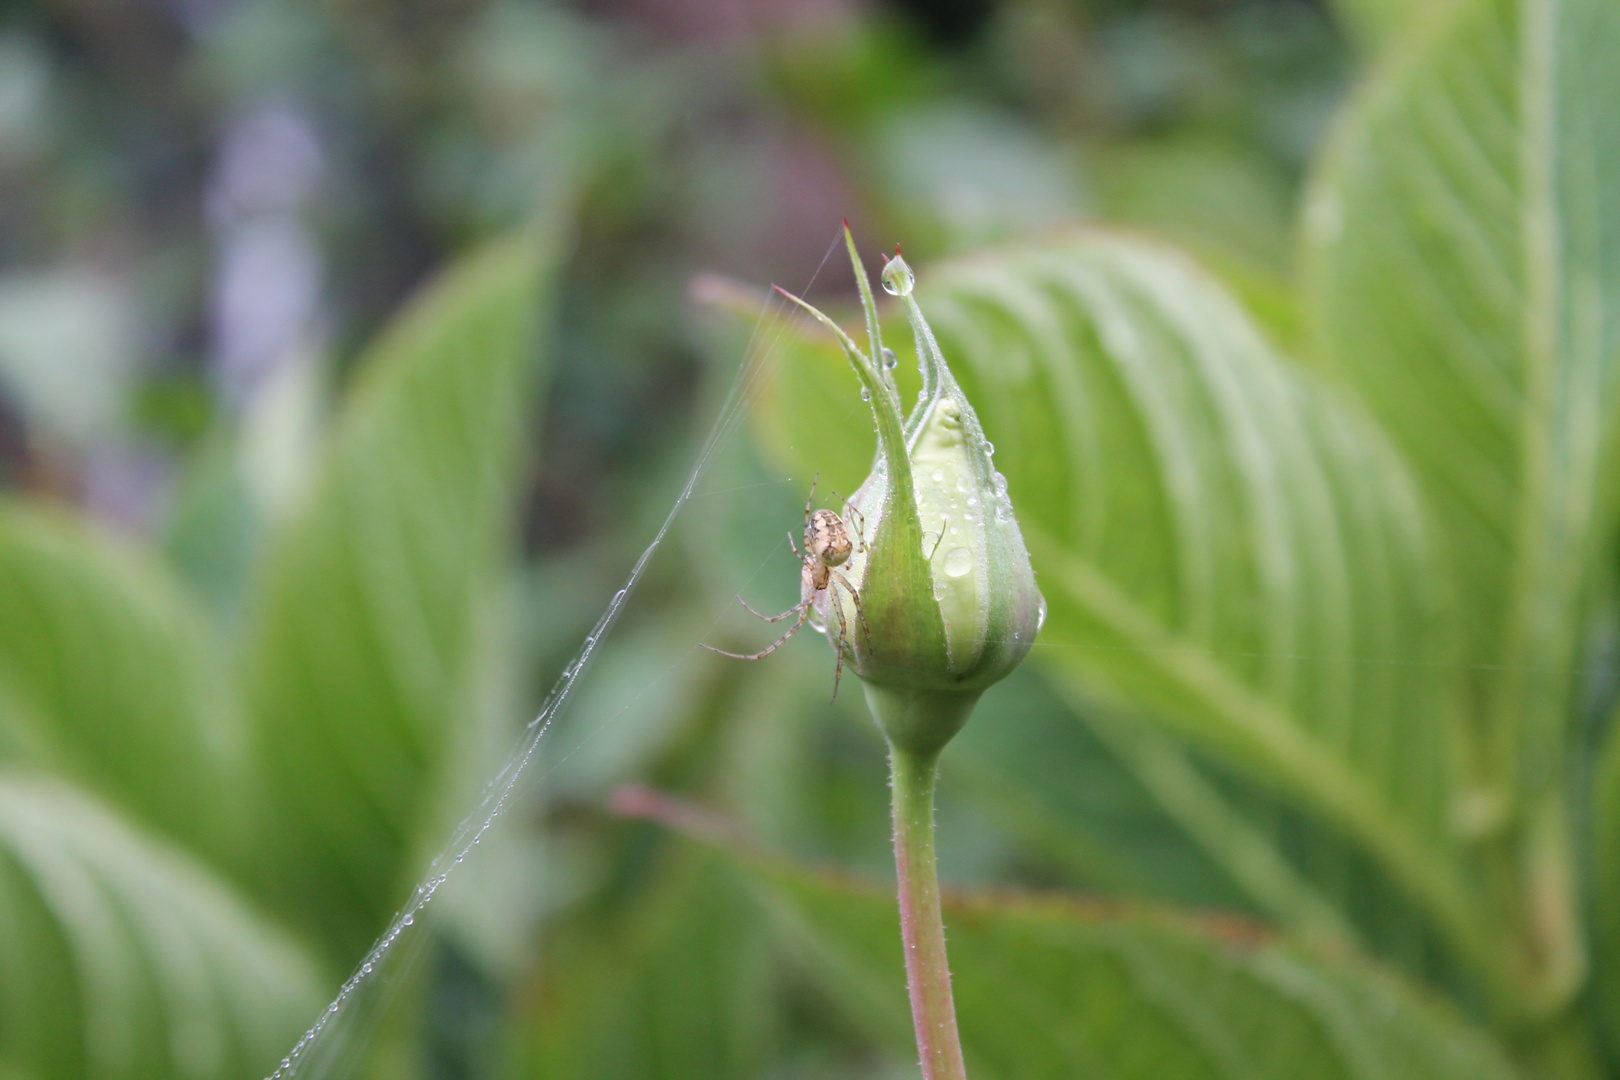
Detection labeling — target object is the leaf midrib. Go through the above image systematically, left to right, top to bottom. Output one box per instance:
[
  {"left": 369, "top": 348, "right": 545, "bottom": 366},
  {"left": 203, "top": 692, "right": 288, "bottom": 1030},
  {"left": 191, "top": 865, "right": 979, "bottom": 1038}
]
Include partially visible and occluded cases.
[{"left": 1494, "top": 0, "right": 1565, "bottom": 778}]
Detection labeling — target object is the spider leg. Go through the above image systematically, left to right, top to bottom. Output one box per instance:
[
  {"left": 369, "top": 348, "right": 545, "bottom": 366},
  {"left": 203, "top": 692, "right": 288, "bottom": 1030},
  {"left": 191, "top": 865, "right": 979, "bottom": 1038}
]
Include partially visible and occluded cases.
[
  {"left": 804, "top": 473, "right": 819, "bottom": 529},
  {"left": 836, "top": 496, "right": 869, "bottom": 553},
  {"left": 924, "top": 515, "right": 947, "bottom": 562},
  {"left": 787, "top": 531, "right": 802, "bottom": 560},
  {"left": 830, "top": 570, "right": 872, "bottom": 652},
  {"left": 826, "top": 582, "right": 852, "bottom": 701},
  {"left": 738, "top": 596, "right": 808, "bottom": 623},
  {"left": 701, "top": 604, "right": 810, "bottom": 660}
]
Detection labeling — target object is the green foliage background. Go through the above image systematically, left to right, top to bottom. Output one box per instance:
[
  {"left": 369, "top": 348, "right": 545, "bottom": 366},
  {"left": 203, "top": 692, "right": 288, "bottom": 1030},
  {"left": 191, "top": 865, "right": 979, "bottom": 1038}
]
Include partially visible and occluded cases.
[{"left": 2, "top": 0, "right": 1620, "bottom": 1078}]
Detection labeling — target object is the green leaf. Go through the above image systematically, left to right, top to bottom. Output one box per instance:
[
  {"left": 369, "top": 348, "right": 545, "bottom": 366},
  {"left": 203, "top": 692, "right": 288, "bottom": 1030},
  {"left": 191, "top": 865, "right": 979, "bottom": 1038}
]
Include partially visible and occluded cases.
[
  {"left": 1303, "top": 0, "right": 1620, "bottom": 1005},
  {"left": 1306, "top": 0, "right": 1620, "bottom": 790},
  {"left": 1329, "top": 0, "right": 1429, "bottom": 53},
  {"left": 243, "top": 227, "right": 558, "bottom": 955},
  {"left": 923, "top": 234, "right": 1497, "bottom": 976},
  {"left": 0, "top": 501, "right": 250, "bottom": 863},
  {"left": 946, "top": 667, "right": 1257, "bottom": 914},
  {"left": 950, "top": 672, "right": 1445, "bottom": 982},
  {"left": 1588, "top": 707, "right": 1620, "bottom": 1057},
  {"left": 0, "top": 771, "right": 323, "bottom": 1080},
  {"left": 654, "top": 813, "right": 1519, "bottom": 1080},
  {"left": 519, "top": 846, "right": 772, "bottom": 1080}
]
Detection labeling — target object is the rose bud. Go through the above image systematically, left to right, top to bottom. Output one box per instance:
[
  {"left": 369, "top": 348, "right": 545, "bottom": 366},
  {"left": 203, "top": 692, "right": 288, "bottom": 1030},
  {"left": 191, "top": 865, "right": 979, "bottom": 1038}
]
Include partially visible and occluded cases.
[{"left": 776, "top": 228, "right": 1044, "bottom": 757}]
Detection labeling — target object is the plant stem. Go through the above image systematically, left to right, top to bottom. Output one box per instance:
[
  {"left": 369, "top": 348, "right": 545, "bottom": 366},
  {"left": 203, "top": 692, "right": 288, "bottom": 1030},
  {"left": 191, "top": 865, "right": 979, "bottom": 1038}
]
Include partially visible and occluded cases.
[{"left": 889, "top": 743, "right": 968, "bottom": 1080}]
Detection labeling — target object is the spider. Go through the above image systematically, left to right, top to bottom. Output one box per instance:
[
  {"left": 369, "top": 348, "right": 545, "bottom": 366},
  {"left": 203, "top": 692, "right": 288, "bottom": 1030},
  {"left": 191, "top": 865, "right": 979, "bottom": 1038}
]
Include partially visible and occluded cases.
[{"left": 703, "top": 476, "right": 872, "bottom": 698}]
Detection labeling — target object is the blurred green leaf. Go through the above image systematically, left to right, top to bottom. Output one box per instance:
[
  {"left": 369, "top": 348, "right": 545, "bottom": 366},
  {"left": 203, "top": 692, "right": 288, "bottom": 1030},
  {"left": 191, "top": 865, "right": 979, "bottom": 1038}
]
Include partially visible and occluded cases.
[
  {"left": 1304, "top": 0, "right": 1620, "bottom": 1007},
  {"left": 1305, "top": 0, "right": 1620, "bottom": 785},
  {"left": 1329, "top": 0, "right": 1423, "bottom": 54},
  {"left": 1093, "top": 137, "right": 1292, "bottom": 272},
  {"left": 243, "top": 226, "right": 558, "bottom": 955},
  {"left": 931, "top": 234, "right": 1494, "bottom": 969},
  {"left": 919, "top": 235, "right": 1482, "bottom": 968},
  {"left": 162, "top": 431, "right": 262, "bottom": 622},
  {"left": 0, "top": 501, "right": 250, "bottom": 863},
  {"left": 946, "top": 666, "right": 1254, "bottom": 912},
  {"left": 960, "top": 669, "right": 1448, "bottom": 982},
  {"left": 1589, "top": 705, "right": 1620, "bottom": 1056},
  {"left": 0, "top": 771, "right": 322, "bottom": 1080},
  {"left": 651, "top": 811, "right": 1519, "bottom": 1080},
  {"left": 519, "top": 846, "right": 772, "bottom": 1080}
]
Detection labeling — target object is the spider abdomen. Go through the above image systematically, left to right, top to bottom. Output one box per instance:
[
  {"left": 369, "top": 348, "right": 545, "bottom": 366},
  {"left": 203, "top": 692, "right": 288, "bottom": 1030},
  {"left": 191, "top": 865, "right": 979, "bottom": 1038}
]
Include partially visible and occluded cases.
[{"left": 806, "top": 508, "right": 853, "bottom": 569}]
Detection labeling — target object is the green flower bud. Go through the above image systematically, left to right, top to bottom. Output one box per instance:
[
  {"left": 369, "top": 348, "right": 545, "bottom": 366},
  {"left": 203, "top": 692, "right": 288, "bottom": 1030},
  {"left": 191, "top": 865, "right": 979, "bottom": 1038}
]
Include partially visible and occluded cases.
[{"left": 777, "top": 228, "right": 1044, "bottom": 756}]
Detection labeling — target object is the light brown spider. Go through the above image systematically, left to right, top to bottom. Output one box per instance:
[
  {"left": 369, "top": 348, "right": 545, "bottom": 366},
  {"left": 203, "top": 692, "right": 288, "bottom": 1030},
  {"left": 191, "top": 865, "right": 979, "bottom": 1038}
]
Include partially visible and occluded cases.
[{"left": 703, "top": 475, "right": 872, "bottom": 697}]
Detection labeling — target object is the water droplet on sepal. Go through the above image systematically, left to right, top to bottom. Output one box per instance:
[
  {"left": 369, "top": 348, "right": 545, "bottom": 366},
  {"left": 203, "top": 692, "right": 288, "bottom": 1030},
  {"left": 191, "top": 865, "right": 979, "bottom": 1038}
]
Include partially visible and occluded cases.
[{"left": 881, "top": 258, "right": 914, "bottom": 296}]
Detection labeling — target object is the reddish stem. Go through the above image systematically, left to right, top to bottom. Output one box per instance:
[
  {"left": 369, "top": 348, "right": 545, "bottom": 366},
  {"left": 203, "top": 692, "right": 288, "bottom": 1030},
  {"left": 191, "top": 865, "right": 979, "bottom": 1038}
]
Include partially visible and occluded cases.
[{"left": 890, "top": 746, "right": 968, "bottom": 1080}]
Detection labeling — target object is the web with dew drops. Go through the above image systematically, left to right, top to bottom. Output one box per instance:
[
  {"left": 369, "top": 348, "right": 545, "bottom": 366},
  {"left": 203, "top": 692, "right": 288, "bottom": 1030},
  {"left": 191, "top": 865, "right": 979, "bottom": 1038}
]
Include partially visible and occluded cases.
[{"left": 265, "top": 233, "right": 848, "bottom": 1079}]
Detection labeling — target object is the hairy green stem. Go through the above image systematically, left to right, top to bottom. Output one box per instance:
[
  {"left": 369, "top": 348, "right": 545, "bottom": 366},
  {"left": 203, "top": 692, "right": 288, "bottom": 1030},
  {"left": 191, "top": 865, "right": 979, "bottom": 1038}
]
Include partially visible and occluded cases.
[{"left": 890, "top": 743, "right": 968, "bottom": 1080}]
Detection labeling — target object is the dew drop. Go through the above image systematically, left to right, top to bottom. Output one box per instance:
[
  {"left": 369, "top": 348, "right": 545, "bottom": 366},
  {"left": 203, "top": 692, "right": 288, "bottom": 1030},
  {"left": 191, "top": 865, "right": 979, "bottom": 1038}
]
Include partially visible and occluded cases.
[
  {"left": 881, "top": 258, "right": 915, "bottom": 296},
  {"left": 882, "top": 347, "right": 899, "bottom": 369},
  {"left": 860, "top": 386, "right": 871, "bottom": 401},
  {"left": 984, "top": 441, "right": 995, "bottom": 455},
  {"left": 931, "top": 468, "right": 945, "bottom": 483},
  {"left": 993, "top": 471, "right": 1008, "bottom": 497},
  {"left": 956, "top": 476, "right": 968, "bottom": 493},
  {"left": 944, "top": 548, "right": 972, "bottom": 577},
  {"left": 932, "top": 581, "right": 946, "bottom": 601},
  {"left": 1036, "top": 594, "right": 1048, "bottom": 631},
  {"left": 403, "top": 914, "right": 414, "bottom": 926}
]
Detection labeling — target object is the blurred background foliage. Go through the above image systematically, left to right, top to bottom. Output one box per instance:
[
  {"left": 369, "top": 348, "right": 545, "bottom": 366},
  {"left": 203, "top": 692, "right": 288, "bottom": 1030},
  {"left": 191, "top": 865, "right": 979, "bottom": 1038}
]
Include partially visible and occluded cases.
[{"left": 0, "top": 0, "right": 1603, "bottom": 1077}]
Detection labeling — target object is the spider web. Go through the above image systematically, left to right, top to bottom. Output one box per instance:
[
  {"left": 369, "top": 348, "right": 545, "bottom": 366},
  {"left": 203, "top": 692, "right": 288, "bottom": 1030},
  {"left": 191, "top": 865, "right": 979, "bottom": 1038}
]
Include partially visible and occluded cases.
[{"left": 265, "top": 232, "right": 845, "bottom": 1079}]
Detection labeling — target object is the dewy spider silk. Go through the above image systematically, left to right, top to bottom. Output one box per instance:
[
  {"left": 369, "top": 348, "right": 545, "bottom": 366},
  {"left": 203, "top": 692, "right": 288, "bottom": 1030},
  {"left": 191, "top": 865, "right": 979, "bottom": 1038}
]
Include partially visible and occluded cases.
[{"left": 774, "top": 226, "right": 1045, "bottom": 758}]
